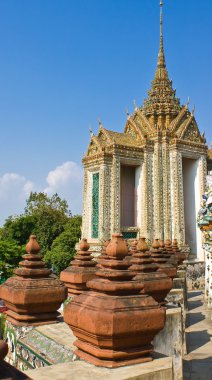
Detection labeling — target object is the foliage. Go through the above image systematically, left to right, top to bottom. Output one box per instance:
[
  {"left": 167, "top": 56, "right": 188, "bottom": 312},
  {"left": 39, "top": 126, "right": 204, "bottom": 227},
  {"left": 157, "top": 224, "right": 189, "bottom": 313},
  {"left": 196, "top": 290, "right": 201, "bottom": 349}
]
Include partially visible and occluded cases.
[
  {"left": 0, "top": 192, "right": 81, "bottom": 280},
  {"left": 24, "top": 192, "right": 71, "bottom": 253},
  {"left": 25, "top": 192, "right": 70, "bottom": 216},
  {"left": 2, "top": 214, "right": 36, "bottom": 246},
  {"left": 44, "top": 215, "right": 82, "bottom": 275},
  {"left": 0, "top": 239, "right": 23, "bottom": 279},
  {"left": 0, "top": 313, "right": 6, "bottom": 339}
]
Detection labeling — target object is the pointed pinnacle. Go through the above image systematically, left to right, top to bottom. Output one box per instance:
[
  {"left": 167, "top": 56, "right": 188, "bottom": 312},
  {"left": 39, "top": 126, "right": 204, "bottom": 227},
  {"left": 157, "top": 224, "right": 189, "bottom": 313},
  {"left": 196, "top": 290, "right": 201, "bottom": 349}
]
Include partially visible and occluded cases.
[
  {"left": 158, "top": 0, "right": 166, "bottom": 68},
  {"left": 133, "top": 99, "right": 137, "bottom": 110},
  {"left": 89, "top": 127, "right": 94, "bottom": 136}
]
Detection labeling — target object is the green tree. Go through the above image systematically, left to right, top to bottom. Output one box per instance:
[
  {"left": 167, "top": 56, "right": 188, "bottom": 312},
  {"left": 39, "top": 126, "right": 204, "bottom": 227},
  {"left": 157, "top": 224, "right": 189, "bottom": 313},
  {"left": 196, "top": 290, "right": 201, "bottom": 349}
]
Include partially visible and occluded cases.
[
  {"left": 24, "top": 192, "right": 71, "bottom": 253},
  {"left": 25, "top": 192, "right": 70, "bottom": 216},
  {"left": 2, "top": 214, "right": 36, "bottom": 246},
  {"left": 44, "top": 215, "right": 82, "bottom": 275},
  {"left": 0, "top": 239, "right": 23, "bottom": 280}
]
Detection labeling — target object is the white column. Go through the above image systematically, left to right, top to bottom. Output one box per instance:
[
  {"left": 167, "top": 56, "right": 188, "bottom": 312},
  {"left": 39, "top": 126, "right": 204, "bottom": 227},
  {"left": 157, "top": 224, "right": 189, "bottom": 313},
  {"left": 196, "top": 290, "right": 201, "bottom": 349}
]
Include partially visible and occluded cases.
[
  {"left": 153, "top": 137, "right": 163, "bottom": 239},
  {"left": 162, "top": 137, "right": 171, "bottom": 240},
  {"left": 170, "top": 150, "right": 185, "bottom": 245},
  {"left": 110, "top": 156, "right": 121, "bottom": 234},
  {"left": 99, "top": 163, "right": 111, "bottom": 241},
  {"left": 82, "top": 169, "right": 92, "bottom": 239}
]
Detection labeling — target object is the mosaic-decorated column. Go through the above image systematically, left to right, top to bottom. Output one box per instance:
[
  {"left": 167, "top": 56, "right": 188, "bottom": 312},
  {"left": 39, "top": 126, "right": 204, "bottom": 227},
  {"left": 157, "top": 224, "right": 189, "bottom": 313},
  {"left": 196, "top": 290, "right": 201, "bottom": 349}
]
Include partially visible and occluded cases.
[
  {"left": 153, "top": 136, "right": 163, "bottom": 240},
  {"left": 162, "top": 136, "right": 171, "bottom": 240},
  {"left": 140, "top": 148, "right": 153, "bottom": 243},
  {"left": 170, "top": 149, "right": 185, "bottom": 245},
  {"left": 198, "top": 155, "right": 207, "bottom": 198},
  {"left": 110, "top": 156, "right": 120, "bottom": 234},
  {"left": 99, "top": 163, "right": 111, "bottom": 241},
  {"left": 81, "top": 168, "right": 89, "bottom": 238},
  {"left": 91, "top": 172, "right": 100, "bottom": 239}
]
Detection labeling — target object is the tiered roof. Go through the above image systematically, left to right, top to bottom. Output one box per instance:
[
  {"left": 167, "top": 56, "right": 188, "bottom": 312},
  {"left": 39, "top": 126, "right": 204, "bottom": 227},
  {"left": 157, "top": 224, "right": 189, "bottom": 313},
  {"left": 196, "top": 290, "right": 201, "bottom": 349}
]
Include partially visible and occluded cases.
[{"left": 84, "top": 1, "right": 207, "bottom": 163}]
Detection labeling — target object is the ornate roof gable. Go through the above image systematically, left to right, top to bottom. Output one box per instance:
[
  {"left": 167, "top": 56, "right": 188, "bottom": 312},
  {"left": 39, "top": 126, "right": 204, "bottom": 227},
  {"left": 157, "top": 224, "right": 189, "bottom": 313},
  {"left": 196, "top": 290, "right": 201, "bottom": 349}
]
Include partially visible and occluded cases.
[
  {"left": 124, "top": 117, "right": 146, "bottom": 143},
  {"left": 180, "top": 118, "right": 203, "bottom": 144},
  {"left": 86, "top": 135, "right": 102, "bottom": 156}
]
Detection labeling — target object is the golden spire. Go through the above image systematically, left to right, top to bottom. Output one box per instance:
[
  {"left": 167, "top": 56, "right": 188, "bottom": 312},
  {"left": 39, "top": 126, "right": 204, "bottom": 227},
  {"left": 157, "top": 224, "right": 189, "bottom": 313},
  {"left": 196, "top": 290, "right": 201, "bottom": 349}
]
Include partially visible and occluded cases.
[
  {"left": 142, "top": 0, "right": 181, "bottom": 125},
  {"left": 158, "top": 0, "right": 166, "bottom": 68}
]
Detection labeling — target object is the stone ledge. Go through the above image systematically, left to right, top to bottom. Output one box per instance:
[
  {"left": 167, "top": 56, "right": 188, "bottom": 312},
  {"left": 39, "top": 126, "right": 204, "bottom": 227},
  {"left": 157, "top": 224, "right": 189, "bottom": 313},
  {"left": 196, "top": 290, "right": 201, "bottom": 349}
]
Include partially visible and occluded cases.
[{"left": 25, "top": 355, "right": 173, "bottom": 380}]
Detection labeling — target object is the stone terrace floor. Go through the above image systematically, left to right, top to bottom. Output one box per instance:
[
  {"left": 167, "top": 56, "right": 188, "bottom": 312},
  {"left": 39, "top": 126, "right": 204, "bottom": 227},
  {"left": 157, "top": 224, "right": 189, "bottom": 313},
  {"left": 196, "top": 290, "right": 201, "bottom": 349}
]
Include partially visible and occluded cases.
[{"left": 184, "top": 291, "right": 212, "bottom": 380}]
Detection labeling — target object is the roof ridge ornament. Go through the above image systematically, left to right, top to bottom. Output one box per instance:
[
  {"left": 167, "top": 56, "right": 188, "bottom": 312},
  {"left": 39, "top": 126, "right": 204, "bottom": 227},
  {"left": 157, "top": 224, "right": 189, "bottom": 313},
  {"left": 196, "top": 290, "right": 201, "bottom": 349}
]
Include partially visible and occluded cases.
[
  {"left": 158, "top": 0, "right": 166, "bottom": 68},
  {"left": 133, "top": 99, "right": 138, "bottom": 111},
  {"left": 125, "top": 107, "right": 130, "bottom": 118}
]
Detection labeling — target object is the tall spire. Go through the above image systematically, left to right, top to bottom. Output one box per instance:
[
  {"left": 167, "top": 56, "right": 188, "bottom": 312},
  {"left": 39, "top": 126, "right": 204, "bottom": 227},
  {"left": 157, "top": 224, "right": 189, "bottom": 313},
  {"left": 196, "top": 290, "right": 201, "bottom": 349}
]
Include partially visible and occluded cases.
[
  {"left": 158, "top": 0, "right": 166, "bottom": 68},
  {"left": 142, "top": 1, "right": 181, "bottom": 126}
]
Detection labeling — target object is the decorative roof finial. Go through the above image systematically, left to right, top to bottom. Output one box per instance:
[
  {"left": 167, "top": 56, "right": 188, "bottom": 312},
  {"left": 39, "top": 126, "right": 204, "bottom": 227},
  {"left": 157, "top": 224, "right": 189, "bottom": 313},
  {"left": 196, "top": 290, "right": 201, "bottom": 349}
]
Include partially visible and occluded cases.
[
  {"left": 158, "top": 0, "right": 166, "bottom": 68},
  {"left": 186, "top": 96, "right": 190, "bottom": 107},
  {"left": 133, "top": 99, "right": 137, "bottom": 110},
  {"left": 125, "top": 108, "right": 130, "bottom": 118},
  {"left": 98, "top": 117, "right": 102, "bottom": 127},
  {"left": 89, "top": 126, "right": 94, "bottom": 136}
]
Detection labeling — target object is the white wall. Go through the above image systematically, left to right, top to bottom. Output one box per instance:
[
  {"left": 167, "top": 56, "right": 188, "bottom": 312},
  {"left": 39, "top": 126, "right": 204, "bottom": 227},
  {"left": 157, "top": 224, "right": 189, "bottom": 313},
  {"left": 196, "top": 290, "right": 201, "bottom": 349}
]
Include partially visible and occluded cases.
[
  {"left": 182, "top": 158, "right": 202, "bottom": 258},
  {"left": 135, "top": 166, "right": 142, "bottom": 228}
]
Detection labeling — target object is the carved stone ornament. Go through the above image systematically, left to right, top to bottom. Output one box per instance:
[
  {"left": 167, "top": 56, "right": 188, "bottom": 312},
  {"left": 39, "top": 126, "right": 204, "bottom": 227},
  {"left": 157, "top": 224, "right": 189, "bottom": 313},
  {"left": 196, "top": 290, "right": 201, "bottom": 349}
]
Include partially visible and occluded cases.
[
  {"left": 64, "top": 233, "right": 166, "bottom": 367},
  {"left": 0, "top": 235, "right": 67, "bottom": 326},
  {"left": 130, "top": 237, "right": 173, "bottom": 305},
  {"left": 60, "top": 238, "right": 97, "bottom": 297},
  {"left": 150, "top": 239, "right": 177, "bottom": 279}
]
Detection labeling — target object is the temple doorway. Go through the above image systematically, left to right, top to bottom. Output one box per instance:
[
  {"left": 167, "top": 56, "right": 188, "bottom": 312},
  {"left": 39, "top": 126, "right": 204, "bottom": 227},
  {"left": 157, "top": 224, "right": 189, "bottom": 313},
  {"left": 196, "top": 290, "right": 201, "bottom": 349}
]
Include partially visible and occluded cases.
[
  {"left": 182, "top": 157, "right": 200, "bottom": 256},
  {"left": 120, "top": 165, "right": 137, "bottom": 227}
]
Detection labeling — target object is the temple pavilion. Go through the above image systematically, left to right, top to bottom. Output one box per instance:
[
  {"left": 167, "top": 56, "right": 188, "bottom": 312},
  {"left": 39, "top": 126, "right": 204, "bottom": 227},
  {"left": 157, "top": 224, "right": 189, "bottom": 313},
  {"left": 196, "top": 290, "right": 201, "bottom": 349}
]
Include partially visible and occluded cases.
[{"left": 81, "top": 1, "right": 208, "bottom": 259}]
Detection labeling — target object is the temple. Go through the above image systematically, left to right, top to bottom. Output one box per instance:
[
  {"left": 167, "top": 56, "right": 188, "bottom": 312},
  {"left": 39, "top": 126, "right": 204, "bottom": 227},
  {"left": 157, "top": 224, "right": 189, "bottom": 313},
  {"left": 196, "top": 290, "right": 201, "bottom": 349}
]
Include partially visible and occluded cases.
[{"left": 82, "top": 1, "right": 208, "bottom": 259}]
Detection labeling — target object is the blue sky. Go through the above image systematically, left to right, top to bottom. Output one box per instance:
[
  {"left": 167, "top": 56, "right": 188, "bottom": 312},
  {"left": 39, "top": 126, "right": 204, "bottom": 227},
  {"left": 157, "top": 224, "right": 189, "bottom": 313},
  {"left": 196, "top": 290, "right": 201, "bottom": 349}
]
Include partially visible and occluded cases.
[{"left": 0, "top": 0, "right": 211, "bottom": 225}]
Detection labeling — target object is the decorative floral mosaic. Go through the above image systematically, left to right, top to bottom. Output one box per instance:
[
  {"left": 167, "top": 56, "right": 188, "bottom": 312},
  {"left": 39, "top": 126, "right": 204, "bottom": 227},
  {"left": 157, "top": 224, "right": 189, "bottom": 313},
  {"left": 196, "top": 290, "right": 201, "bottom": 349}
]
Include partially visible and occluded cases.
[
  {"left": 92, "top": 172, "right": 99, "bottom": 238},
  {"left": 197, "top": 175, "right": 212, "bottom": 249}
]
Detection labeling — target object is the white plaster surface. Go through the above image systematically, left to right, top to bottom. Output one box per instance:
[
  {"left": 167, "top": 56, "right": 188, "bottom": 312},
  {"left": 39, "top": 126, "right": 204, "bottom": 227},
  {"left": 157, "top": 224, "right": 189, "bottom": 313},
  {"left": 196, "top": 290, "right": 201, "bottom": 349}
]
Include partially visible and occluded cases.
[
  {"left": 182, "top": 157, "right": 202, "bottom": 258},
  {"left": 153, "top": 306, "right": 183, "bottom": 380},
  {"left": 25, "top": 355, "right": 173, "bottom": 380}
]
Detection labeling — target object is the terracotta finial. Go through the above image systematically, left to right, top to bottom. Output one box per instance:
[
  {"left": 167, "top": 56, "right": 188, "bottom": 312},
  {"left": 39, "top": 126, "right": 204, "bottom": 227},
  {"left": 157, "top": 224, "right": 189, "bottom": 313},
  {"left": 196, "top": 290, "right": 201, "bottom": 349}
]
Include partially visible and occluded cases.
[
  {"left": 64, "top": 233, "right": 166, "bottom": 367},
  {"left": 106, "top": 233, "right": 128, "bottom": 258},
  {"left": 0, "top": 235, "right": 66, "bottom": 326},
  {"left": 25, "top": 235, "right": 40, "bottom": 254},
  {"left": 130, "top": 237, "right": 172, "bottom": 305},
  {"left": 137, "top": 237, "right": 148, "bottom": 252},
  {"left": 60, "top": 238, "right": 96, "bottom": 297},
  {"left": 79, "top": 238, "right": 90, "bottom": 251},
  {"left": 150, "top": 238, "right": 177, "bottom": 280},
  {"left": 152, "top": 238, "right": 160, "bottom": 249},
  {"left": 165, "top": 239, "right": 178, "bottom": 267},
  {"left": 172, "top": 239, "right": 186, "bottom": 265}
]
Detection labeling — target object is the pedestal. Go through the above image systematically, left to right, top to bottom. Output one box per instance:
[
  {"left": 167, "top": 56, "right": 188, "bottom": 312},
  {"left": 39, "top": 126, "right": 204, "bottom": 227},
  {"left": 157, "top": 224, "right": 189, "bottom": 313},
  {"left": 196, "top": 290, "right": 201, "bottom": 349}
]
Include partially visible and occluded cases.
[
  {"left": 173, "top": 270, "right": 188, "bottom": 310},
  {"left": 166, "top": 289, "right": 187, "bottom": 356},
  {"left": 153, "top": 306, "right": 183, "bottom": 380},
  {"left": 24, "top": 355, "right": 173, "bottom": 380}
]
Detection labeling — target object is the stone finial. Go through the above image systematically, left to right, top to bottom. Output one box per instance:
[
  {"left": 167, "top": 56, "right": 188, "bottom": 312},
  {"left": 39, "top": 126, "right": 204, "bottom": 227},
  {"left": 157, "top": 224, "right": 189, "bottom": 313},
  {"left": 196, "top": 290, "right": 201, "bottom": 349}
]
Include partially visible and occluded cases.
[
  {"left": 64, "top": 233, "right": 166, "bottom": 367},
  {"left": 105, "top": 233, "right": 128, "bottom": 258},
  {"left": 0, "top": 235, "right": 67, "bottom": 326},
  {"left": 15, "top": 235, "right": 51, "bottom": 279},
  {"left": 130, "top": 237, "right": 172, "bottom": 305},
  {"left": 137, "top": 237, "right": 149, "bottom": 251},
  {"left": 60, "top": 238, "right": 96, "bottom": 298},
  {"left": 150, "top": 239, "right": 177, "bottom": 280},
  {"left": 165, "top": 239, "right": 178, "bottom": 267},
  {"left": 172, "top": 239, "right": 186, "bottom": 265}
]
